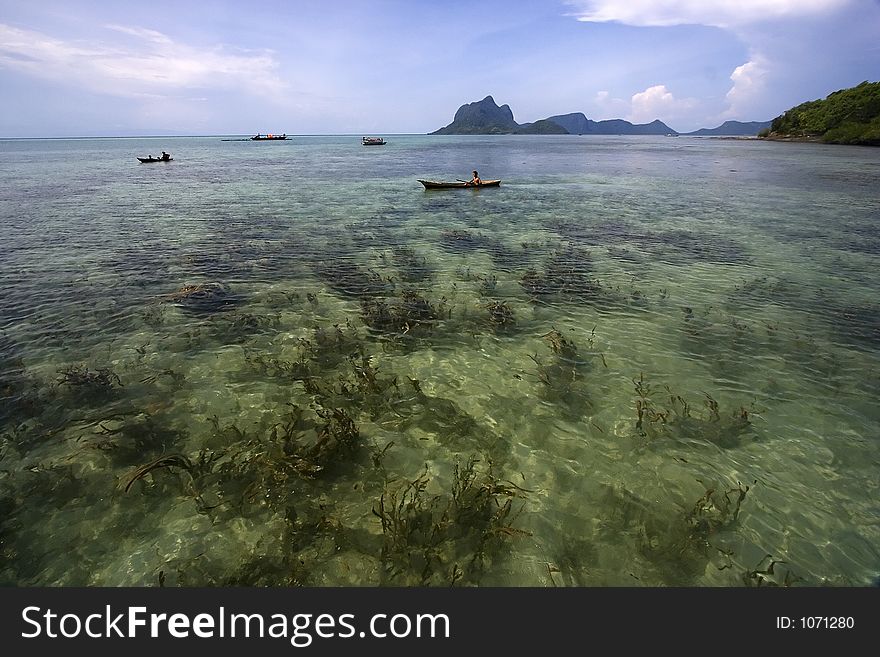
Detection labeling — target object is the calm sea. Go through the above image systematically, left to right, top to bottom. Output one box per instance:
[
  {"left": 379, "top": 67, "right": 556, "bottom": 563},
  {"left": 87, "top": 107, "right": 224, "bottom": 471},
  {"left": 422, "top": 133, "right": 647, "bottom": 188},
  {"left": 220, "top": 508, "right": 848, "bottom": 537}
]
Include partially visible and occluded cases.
[{"left": 0, "top": 134, "right": 877, "bottom": 586}]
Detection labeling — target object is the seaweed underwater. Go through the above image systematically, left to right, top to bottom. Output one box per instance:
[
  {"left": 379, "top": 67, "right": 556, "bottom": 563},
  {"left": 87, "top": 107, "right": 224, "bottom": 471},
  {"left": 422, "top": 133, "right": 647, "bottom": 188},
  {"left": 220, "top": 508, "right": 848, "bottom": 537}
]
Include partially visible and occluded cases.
[
  {"left": 549, "top": 217, "right": 752, "bottom": 266},
  {"left": 0, "top": 237, "right": 864, "bottom": 589},
  {"left": 0, "top": 254, "right": 776, "bottom": 587},
  {"left": 161, "top": 282, "right": 244, "bottom": 314},
  {"left": 523, "top": 327, "right": 609, "bottom": 420},
  {"left": 631, "top": 372, "right": 759, "bottom": 449},
  {"left": 373, "top": 456, "right": 531, "bottom": 586},
  {"left": 609, "top": 480, "right": 754, "bottom": 585}
]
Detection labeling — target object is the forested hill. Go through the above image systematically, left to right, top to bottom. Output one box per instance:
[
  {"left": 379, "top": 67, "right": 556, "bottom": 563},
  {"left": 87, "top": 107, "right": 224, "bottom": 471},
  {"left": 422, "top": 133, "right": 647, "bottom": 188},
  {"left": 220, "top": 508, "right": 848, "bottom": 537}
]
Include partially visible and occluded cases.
[{"left": 762, "top": 81, "right": 880, "bottom": 145}]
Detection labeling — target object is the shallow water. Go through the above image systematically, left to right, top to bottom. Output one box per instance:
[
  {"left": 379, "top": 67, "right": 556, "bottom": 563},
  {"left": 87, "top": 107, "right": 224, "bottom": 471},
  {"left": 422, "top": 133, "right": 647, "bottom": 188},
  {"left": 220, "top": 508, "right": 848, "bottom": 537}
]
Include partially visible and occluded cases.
[{"left": 0, "top": 134, "right": 878, "bottom": 586}]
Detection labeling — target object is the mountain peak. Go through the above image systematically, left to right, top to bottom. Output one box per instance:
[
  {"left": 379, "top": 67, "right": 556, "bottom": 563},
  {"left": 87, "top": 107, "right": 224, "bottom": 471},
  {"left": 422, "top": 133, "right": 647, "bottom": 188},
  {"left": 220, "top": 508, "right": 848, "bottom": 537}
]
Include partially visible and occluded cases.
[{"left": 432, "top": 95, "right": 518, "bottom": 134}]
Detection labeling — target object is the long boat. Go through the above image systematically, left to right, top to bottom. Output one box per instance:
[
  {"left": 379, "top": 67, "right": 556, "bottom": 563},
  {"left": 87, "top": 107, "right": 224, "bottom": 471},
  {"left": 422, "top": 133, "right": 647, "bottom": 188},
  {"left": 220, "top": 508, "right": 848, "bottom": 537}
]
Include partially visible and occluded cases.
[
  {"left": 251, "top": 133, "right": 287, "bottom": 140},
  {"left": 362, "top": 136, "right": 386, "bottom": 145},
  {"left": 137, "top": 156, "right": 173, "bottom": 163},
  {"left": 418, "top": 179, "right": 501, "bottom": 189}
]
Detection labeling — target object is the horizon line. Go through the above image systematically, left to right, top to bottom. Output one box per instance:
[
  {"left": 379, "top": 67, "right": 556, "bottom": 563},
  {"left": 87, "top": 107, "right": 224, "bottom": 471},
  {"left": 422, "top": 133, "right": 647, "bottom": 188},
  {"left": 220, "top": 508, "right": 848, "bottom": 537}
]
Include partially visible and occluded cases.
[{"left": 0, "top": 133, "right": 431, "bottom": 140}]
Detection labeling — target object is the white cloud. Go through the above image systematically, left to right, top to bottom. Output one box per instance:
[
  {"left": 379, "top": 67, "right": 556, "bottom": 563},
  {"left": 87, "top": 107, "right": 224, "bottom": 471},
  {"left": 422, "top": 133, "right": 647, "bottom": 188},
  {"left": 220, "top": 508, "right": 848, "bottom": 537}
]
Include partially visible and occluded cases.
[
  {"left": 566, "top": 0, "right": 850, "bottom": 28},
  {"left": 0, "top": 23, "right": 285, "bottom": 100},
  {"left": 722, "top": 54, "right": 769, "bottom": 118},
  {"left": 628, "top": 84, "right": 696, "bottom": 123}
]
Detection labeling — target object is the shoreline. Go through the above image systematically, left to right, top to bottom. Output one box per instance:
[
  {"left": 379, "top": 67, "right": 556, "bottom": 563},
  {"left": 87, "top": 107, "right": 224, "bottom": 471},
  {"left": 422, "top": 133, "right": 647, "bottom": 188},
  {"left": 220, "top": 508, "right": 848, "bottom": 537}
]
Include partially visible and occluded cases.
[
  {"left": 758, "top": 134, "right": 823, "bottom": 143},
  {"left": 759, "top": 134, "right": 878, "bottom": 146}
]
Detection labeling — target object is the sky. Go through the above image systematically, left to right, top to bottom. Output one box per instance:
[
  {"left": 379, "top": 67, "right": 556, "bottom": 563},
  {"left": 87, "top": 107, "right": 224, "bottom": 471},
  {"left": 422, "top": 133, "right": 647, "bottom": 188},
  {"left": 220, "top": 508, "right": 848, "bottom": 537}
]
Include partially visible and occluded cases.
[{"left": 1, "top": 0, "right": 878, "bottom": 136}]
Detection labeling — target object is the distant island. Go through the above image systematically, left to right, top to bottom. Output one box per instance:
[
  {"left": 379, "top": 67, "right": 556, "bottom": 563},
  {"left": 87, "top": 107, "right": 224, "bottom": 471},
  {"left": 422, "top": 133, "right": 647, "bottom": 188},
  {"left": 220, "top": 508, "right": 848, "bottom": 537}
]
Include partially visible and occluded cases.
[
  {"left": 760, "top": 80, "right": 879, "bottom": 145},
  {"left": 430, "top": 95, "right": 770, "bottom": 136},
  {"left": 683, "top": 120, "right": 771, "bottom": 136}
]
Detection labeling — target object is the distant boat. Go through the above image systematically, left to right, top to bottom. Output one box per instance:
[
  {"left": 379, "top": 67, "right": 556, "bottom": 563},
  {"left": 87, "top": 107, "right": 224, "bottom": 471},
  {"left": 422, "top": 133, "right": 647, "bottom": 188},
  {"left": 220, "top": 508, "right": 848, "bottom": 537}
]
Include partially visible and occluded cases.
[
  {"left": 251, "top": 133, "right": 287, "bottom": 140},
  {"left": 362, "top": 136, "right": 386, "bottom": 145},
  {"left": 418, "top": 179, "right": 501, "bottom": 189}
]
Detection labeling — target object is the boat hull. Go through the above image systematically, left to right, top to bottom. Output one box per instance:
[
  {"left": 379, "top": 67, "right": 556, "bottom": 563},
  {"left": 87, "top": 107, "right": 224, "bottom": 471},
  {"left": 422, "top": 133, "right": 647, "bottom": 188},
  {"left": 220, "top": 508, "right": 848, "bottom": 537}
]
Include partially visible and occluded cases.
[
  {"left": 137, "top": 157, "right": 173, "bottom": 163},
  {"left": 418, "top": 179, "right": 501, "bottom": 189}
]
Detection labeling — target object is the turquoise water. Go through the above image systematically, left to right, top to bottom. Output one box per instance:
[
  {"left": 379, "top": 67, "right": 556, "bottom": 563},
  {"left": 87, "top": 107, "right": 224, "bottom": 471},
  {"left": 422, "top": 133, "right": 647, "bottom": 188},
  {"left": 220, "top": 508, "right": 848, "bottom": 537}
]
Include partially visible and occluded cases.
[{"left": 0, "top": 134, "right": 877, "bottom": 586}]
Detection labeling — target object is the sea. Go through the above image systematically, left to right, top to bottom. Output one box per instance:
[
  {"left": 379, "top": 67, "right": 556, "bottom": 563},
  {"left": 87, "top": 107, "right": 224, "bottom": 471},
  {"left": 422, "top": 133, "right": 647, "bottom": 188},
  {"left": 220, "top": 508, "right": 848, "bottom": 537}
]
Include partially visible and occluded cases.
[{"left": 0, "top": 134, "right": 877, "bottom": 587}]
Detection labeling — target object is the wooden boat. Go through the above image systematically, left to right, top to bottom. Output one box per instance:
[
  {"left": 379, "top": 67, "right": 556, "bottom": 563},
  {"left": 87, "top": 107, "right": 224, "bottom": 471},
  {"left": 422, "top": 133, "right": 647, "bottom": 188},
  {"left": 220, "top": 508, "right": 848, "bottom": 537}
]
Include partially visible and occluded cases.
[
  {"left": 251, "top": 133, "right": 287, "bottom": 140},
  {"left": 362, "top": 136, "right": 386, "bottom": 145},
  {"left": 137, "top": 156, "right": 173, "bottom": 163},
  {"left": 418, "top": 179, "right": 501, "bottom": 189}
]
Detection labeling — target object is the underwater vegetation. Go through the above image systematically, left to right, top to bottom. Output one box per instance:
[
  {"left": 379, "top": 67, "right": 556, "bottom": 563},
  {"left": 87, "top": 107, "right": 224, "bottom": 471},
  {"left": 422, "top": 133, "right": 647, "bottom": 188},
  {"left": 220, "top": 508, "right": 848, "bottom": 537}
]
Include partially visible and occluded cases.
[
  {"left": 0, "top": 199, "right": 867, "bottom": 591},
  {"left": 342, "top": 216, "right": 407, "bottom": 251},
  {"left": 550, "top": 218, "right": 751, "bottom": 265},
  {"left": 438, "top": 229, "right": 540, "bottom": 270},
  {"left": 439, "top": 229, "right": 493, "bottom": 254},
  {"left": 0, "top": 232, "right": 834, "bottom": 590},
  {"left": 485, "top": 240, "right": 540, "bottom": 270},
  {"left": 520, "top": 245, "right": 603, "bottom": 303},
  {"left": 388, "top": 246, "right": 434, "bottom": 283},
  {"left": 315, "top": 260, "right": 392, "bottom": 299},
  {"left": 722, "top": 274, "right": 880, "bottom": 354},
  {"left": 727, "top": 275, "right": 805, "bottom": 310},
  {"left": 161, "top": 282, "right": 243, "bottom": 314},
  {"left": 360, "top": 288, "right": 450, "bottom": 346},
  {"left": 484, "top": 300, "right": 516, "bottom": 332},
  {"left": 679, "top": 305, "right": 773, "bottom": 381},
  {"left": 241, "top": 310, "right": 507, "bottom": 458},
  {"left": 206, "top": 311, "right": 281, "bottom": 344},
  {"left": 246, "top": 321, "right": 371, "bottom": 394},
  {"left": 528, "top": 328, "right": 606, "bottom": 417},
  {"left": 90, "top": 347, "right": 524, "bottom": 587},
  {"left": 54, "top": 365, "right": 124, "bottom": 409},
  {"left": 56, "top": 365, "right": 122, "bottom": 391},
  {"left": 632, "top": 372, "right": 758, "bottom": 448},
  {"left": 398, "top": 379, "right": 508, "bottom": 460},
  {"left": 118, "top": 401, "right": 363, "bottom": 520},
  {"left": 75, "top": 411, "right": 188, "bottom": 468},
  {"left": 118, "top": 453, "right": 194, "bottom": 494},
  {"left": 373, "top": 456, "right": 530, "bottom": 586},
  {"left": 592, "top": 480, "right": 754, "bottom": 585},
  {"left": 741, "top": 554, "right": 803, "bottom": 587}
]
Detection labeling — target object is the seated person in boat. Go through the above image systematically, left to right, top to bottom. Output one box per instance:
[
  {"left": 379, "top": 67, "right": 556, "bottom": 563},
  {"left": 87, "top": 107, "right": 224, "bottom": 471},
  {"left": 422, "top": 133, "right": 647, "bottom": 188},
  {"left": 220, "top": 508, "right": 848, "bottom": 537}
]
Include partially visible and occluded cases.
[
  {"left": 161, "top": 151, "right": 170, "bottom": 161},
  {"left": 469, "top": 170, "right": 482, "bottom": 186}
]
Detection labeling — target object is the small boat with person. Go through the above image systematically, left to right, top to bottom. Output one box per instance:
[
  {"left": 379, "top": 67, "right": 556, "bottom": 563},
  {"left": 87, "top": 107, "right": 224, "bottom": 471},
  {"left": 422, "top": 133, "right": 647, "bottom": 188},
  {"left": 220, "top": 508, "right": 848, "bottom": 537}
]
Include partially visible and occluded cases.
[
  {"left": 252, "top": 133, "right": 287, "bottom": 140},
  {"left": 362, "top": 136, "right": 386, "bottom": 145},
  {"left": 137, "top": 151, "right": 172, "bottom": 163},
  {"left": 418, "top": 179, "right": 501, "bottom": 189}
]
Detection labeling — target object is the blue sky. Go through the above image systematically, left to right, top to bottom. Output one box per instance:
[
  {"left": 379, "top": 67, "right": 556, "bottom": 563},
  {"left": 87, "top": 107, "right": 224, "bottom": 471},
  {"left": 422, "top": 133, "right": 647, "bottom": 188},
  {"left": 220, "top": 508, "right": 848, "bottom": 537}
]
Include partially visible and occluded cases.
[{"left": 1, "top": 0, "right": 878, "bottom": 136}]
